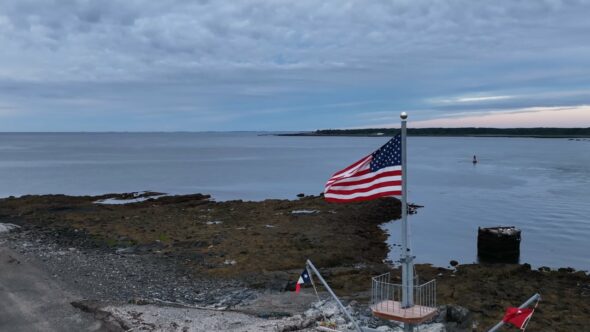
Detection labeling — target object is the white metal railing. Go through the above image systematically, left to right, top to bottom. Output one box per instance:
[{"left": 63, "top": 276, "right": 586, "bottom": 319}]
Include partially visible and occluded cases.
[{"left": 371, "top": 273, "right": 437, "bottom": 319}]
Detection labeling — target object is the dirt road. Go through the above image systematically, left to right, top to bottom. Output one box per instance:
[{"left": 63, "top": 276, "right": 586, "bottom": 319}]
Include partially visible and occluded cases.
[{"left": 0, "top": 246, "right": 105, "bottom": 332}]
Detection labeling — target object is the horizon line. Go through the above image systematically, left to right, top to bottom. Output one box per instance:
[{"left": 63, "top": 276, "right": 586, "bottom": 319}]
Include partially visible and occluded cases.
[{"left": 0, "top": 127, "right": 589, "bottom": 134}]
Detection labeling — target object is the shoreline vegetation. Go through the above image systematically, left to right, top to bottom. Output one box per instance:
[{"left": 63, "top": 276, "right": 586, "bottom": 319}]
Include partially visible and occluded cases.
[
  {"left": 276, "top": 127, "right": 590, "bottom": 138},
  {"left": 1, "top": 192, "right": 589, "bottom": 331}
]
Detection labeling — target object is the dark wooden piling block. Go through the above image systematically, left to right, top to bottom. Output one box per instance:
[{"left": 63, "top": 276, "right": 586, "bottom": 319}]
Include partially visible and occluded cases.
[{"left": 477, "top": 226, "right": 521, "bottom": 263}]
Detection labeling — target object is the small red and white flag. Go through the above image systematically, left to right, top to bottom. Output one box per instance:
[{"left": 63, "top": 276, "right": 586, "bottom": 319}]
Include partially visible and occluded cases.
[
  {"left": 324, "top": 134, "right": 402, "bottom": 202},
  {"left": 295, "top": 268, "right": 312, "bottom": 293},
  {"left": 502, "top": 307, "right": 534, "bottom": 330}
]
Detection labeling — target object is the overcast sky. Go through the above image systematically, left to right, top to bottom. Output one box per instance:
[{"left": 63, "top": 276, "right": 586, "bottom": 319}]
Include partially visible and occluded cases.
[{"left": 1, "top": 0, "right": 590, "bottom": 131}]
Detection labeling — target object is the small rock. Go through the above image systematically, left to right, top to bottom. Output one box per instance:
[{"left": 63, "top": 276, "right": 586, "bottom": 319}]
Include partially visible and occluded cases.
[
  {"left": 291, "top": 210, "right": 320, "bottom": 215},
  {"left": 0, "top": 223, "right": 21, "bottom": 234},
  {"left": 116, "top": 247, "right": 137, "bottom": 254},
  {"left": 321, "top": 302, "right": 339, "bottom": 318},
  {"left": 434, "top": 305, "right": 447, "bottom": 323},
  {"left": 446, "top": 305, "right": 473, "bottom": 329},
  {"left": 304, "top": 308, "right": 320, "bottom": 317},
  {"left": 335, "top": 317, "right": 346, "bottom": 325},
  {"left": 419, "top": 323, "right": 446, "bottom": 332}
]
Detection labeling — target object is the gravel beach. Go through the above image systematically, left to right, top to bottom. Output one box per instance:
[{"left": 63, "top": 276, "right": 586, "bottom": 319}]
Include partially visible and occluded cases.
[{"left": 1, "top": 193, "right": 589, "bottom": 331}]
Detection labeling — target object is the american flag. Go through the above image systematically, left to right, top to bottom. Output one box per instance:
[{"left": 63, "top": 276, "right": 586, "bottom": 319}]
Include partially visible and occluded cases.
[{"left": 324, "top": 134, "right": 402, "bottom": 202}]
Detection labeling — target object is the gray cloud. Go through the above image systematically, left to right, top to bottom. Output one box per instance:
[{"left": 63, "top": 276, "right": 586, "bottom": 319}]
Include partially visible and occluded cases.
[
  {"left": 1, "top": 0, "right": 590, "bottom": 130},
  {"left": 2, "top": 1, "right": 588, "bottom": 79}
]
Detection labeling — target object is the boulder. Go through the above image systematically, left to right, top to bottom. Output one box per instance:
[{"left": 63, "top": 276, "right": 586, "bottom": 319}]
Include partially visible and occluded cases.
[
  {"left": 0, "top": 223, "right": 21, "bottom": 234},
  {"left": 446, "top": 305, "right": 473, "bottom": 330}
]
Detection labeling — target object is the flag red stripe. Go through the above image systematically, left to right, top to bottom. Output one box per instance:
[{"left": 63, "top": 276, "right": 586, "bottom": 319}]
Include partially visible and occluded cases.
[
  {"left": 330, "top": 155, "right": 371, "bottom": 177},
  {"left": 326, "top": 159, "right": 371, "bottom": 186},
  {"left": 326, "top": 166, "right": 399, "bottom": 188},
  {"left": 330, "top": 168, "right": 371, "bottom": 180},
  {"left": 328, "top": 170, "right": 402, "bottom": 187},
  {"left": 326, "top": 181, "right": 402, "bottom": 195},
  {"left": 324, "top": 185, "right": 402, "bottom": 201},
  {"left": 325, "top": 190, "right": 402, "bottom": 202}
]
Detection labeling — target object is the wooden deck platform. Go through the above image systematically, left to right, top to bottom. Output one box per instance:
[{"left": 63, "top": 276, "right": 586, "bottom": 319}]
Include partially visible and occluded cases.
[{"left": 371, "top": 300, "right": 438, "bottom": 324}]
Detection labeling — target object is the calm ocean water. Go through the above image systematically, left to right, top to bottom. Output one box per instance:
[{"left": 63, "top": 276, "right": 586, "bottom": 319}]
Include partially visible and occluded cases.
[{"left": 0, "top": 132, "right": 589, "bottom": 270}]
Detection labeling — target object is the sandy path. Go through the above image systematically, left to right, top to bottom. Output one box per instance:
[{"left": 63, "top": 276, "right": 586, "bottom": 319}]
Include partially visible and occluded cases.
[{"left": 0, "top": 246, "right": 106, "bottom": 332}]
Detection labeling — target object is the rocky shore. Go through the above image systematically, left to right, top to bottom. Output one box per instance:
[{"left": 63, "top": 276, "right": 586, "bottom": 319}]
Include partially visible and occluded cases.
[{"left": 1, "top": 193, "right": 589, "bottom": 331}]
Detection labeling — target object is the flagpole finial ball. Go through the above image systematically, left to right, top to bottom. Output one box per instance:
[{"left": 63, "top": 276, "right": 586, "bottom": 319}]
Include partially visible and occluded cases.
[{"left": 400, "top": 112, "right": 408, "bottom": 120}]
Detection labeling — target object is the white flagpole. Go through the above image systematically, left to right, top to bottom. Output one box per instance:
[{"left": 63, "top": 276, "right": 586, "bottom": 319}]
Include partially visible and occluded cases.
[{"left": 400, "top": 112, "right": 414, "bottom": 331}]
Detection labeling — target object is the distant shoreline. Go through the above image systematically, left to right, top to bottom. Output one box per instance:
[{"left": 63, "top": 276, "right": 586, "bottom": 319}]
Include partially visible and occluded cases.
[{"left": 275, "top": 127, "right": 590, "bottom": 138}]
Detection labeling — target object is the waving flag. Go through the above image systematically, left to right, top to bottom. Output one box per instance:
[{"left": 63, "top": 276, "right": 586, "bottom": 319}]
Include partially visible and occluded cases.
[
  {"left": 324, "top": 134, "right": 402, "bottom": 202},
  {"left": 295, "top": 268, "right": 312, "bottom": 293},
  {"left": 502, "top": 307, "right": 534, "bottom": 330}
]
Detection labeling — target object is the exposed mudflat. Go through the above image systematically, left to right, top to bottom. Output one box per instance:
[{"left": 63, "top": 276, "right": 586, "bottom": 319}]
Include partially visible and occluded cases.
[
  {"left": 0, "top": 193, "right": 396, "bottom": 291},
  {"left": 1, "top": 193, "right": 589, "bottom": 331}
]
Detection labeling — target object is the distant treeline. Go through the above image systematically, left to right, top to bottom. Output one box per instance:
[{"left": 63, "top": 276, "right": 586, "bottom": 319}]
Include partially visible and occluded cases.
[{"left": 280, "top": 127, "right": 590, "bottom": 137}]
